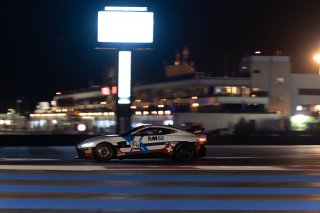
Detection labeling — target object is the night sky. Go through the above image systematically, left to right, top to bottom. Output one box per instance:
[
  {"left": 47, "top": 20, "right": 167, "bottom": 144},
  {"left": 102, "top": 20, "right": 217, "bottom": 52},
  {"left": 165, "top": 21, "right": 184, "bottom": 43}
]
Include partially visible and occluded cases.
[{"left": 2, "top": 0, "right": 320, "bottom": 112}]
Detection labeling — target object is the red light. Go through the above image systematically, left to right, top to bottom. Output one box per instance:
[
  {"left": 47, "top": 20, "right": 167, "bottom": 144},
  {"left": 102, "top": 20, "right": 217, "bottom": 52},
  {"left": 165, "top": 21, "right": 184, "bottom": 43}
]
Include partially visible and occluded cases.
[
  {"left": 111, "top": 86, "right": 117, "bottom": 94},
  {"left": 101, "top": 87, "right": 110, "bottom": 95},
  {"left": 197, "top": 136, "right": 207, "bottom": 144}
]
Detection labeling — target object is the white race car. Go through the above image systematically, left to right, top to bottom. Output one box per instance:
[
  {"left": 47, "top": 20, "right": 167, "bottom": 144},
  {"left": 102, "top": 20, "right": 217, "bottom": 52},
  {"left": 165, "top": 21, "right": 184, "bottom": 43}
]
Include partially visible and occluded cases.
[{"left": 76, "top": 125, "right": 206, "bottom": 162}]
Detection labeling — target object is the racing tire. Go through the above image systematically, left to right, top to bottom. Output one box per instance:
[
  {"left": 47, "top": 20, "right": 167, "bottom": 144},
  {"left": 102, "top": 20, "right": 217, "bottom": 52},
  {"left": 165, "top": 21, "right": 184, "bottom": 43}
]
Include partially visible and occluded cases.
[
  {"left": 173, "top": 142, "right": 195, "bottom": 163},
  {"left": 93, "top": 143, "right": 114, "bottom": 162},
  {"left": 195, "top": 146, "right": 206, "bottom": 159}
]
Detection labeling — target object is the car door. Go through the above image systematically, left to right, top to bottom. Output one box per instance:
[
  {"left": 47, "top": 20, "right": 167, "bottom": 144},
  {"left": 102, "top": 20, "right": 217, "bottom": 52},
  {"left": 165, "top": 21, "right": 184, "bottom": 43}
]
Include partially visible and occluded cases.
[{"left": 134, "top": 127, "right": 168, "bottom": 152}]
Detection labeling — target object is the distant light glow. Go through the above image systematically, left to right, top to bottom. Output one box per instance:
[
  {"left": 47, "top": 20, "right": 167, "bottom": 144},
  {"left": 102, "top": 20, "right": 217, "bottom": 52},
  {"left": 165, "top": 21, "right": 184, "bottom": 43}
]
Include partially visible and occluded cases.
[
  {"left": 104, "top": 6, "right": 148, "bottom": 12},
  {"left": 98, "top": 11, "right": 153, "bottom": 43},
  {"left": 118, "top": 51, "right": 131, "bottom": 104},
  {"left": 255, "top": 51, "right": 261, "bottom": 54},
  {"left": 314, "top": 54, "right": 320, "bottom": 64},
  {"left": 314, "top": 54, "right": 320, "bottom": 75},
  {"left": 111, "top": 86, "right": 117, "bottom": 94},
  {"left": 101, "top": 87, "right": 111, "bottom": 95},
  {"left": 51, "top": 101, "right": 57, "bottom": 107},
  {"left": 192, "top": 103, "right": 200, "bottom": 108},
  {"left": 296, "top": 105, "right": 303, "bottom": 111},
  {"left": 165, "top": 110, "right": 171, "bottom": 115},
  {"left": 79, "top": 112, "right": 114, "bottom": 117},
  {"left": 30, "top": 113, "right": 67, "bottom": 117},
  {"left": 291, "top": 114, "right": 308, "bottom": 124},
  {"left": 0, "top": 120, "right": 11, "bottom": 125},
  {"left": 164, "top": 120, "right": 174, "bottom": 126},
  {"left": 77, "top": 124, "right": 86, "bottom": 132}
]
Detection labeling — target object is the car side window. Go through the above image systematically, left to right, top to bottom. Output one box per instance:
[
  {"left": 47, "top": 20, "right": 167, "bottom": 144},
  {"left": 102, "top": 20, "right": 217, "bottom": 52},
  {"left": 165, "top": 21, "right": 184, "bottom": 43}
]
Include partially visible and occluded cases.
[
  {"left": 134, "top": 127, "right": 177, "bottom": 136},
  {"left": 134, "top": 128, "right": 155, "bottom": 136},
  {"left": 150, "top": 128, "right": 175, "bottom": 135},
  {"left": 158, "top": 128, "right": 177, "bottom": 135},
  {"left": 142, "top": 129, "right": 157, "bottom": 135}
]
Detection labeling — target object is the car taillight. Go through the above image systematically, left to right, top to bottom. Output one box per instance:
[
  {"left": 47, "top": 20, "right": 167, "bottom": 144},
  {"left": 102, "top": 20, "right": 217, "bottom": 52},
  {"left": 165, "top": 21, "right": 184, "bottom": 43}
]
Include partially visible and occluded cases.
[{"left": 197, "top": 135, "right": 207, "bottom": 144}]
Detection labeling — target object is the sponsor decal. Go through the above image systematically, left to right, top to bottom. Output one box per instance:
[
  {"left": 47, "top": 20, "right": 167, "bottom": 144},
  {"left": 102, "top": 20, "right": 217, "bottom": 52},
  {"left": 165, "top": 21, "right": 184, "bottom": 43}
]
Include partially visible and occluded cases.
[
  {"left": 122, "top": 134, "right": 150, "bottom": 154},
  {"left": 148, "top": 136, "right": 164, "bottom": 141},
  {"left": 166, "top": 145, "right": 173, "bottom": 153}
]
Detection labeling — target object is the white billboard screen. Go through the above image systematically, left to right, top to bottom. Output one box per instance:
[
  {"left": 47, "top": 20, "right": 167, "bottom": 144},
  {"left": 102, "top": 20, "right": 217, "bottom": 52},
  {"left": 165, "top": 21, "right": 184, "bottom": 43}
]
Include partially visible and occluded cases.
[{"left": 98, "top": 11, "right": 154, "bottom": 43}]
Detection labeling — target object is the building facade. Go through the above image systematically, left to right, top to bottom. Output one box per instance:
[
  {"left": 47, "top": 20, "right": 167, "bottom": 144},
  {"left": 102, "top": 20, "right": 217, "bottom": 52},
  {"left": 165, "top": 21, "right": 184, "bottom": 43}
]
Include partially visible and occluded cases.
[
  {"left": 28, "top": 53, "right": 320, "bottom": 133},
  {"left": 241, "top": 56, "right": 292, "bottom": 116},
  {"left": 291, "top": 74, "right": 320, "bottom": 115}
]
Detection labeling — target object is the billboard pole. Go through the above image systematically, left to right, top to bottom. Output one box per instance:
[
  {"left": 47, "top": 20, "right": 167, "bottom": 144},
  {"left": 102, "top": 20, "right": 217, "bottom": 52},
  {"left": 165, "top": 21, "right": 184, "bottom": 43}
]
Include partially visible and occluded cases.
[{"left": 117, "top": 51, "right": 132, "bottom": 132}]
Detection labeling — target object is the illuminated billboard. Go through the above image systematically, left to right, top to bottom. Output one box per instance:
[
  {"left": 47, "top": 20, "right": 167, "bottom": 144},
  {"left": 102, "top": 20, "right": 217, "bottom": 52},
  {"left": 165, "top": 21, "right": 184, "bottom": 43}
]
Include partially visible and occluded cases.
[{"left": 98, "top": 9, "right": 154, "bottom": 43}]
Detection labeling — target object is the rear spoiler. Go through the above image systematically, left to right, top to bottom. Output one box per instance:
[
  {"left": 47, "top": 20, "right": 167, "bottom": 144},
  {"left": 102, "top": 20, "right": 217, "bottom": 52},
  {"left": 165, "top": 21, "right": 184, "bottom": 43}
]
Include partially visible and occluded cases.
[{"left": 187, "top": 128, "right": 205, "bottom": 134}]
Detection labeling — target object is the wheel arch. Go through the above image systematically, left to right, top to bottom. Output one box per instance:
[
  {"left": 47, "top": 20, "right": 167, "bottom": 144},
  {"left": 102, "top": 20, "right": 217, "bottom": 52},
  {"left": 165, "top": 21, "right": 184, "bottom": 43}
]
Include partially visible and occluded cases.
[
  {"left": 95, "top": 141, "right": 117, "bottom": 158},
  {"left": 173, "top": 141, "right": 196, "bottom": 162}
]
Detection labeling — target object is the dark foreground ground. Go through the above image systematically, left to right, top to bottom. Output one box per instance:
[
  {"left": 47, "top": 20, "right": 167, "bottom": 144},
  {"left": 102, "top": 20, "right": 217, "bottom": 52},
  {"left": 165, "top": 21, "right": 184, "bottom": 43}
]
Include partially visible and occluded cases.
[{"left": 0, "top": 131, "right": 320, "bottom": 146}]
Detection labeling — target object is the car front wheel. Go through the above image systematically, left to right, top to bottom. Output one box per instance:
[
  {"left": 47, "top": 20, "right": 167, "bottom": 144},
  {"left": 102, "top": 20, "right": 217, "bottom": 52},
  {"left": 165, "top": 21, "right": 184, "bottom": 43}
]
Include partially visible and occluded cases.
[
  {"left": 174, "top": 142, "right": 195, "bottom": 162},
  {"left": 94, "top": 143, "right": 114, "bottom": 162}
]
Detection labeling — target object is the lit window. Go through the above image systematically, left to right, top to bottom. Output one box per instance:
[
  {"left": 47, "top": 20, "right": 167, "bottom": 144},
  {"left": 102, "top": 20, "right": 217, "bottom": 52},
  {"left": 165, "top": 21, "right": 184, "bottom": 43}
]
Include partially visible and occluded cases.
[
  {"left": 276, "top": 77, "right": 285, "bottom": 84},
  {"left": 214, "top": 86, "right": 239, "bottom": 95},
  {"left": 214, "top": 87, "right": 223, "bottom": 94},
  {"left": 231, "top": 87, "right": 238, "bottom": 94},
  {"left": 241, "top": 87, "right": 250, "bottom": 96},
  {"left": 276, "top": 95, "right": 284, "bottom": 101},
  {"left": 314, "top": 105, "right": 320, "bottom": 111}
]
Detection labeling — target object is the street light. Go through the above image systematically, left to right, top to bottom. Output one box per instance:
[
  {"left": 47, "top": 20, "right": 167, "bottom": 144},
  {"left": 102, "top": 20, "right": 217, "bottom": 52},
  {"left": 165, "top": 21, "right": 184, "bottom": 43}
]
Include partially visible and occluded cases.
[{"left": 313, "top": 54, "right": 320, "bottom": 75}]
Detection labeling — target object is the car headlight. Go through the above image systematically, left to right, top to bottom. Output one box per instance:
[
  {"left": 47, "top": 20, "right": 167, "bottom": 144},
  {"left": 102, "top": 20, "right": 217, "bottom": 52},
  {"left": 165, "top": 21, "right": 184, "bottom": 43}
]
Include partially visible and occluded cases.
[{"left": 80, "top": 142, "right": 95, "bottom": 148}]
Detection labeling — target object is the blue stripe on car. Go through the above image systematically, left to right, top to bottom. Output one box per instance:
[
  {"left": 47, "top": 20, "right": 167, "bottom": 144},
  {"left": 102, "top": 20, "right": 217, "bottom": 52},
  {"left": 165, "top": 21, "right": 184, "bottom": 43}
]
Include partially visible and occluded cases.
[{"left": 139, "top": 136, "right": 150, "bottom": 153}]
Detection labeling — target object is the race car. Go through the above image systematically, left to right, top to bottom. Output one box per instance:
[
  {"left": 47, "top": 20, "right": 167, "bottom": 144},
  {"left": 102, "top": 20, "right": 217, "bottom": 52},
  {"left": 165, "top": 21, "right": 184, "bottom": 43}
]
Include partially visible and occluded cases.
[{"left": 76, "top": 124, "right": 206, "bottom": 162}]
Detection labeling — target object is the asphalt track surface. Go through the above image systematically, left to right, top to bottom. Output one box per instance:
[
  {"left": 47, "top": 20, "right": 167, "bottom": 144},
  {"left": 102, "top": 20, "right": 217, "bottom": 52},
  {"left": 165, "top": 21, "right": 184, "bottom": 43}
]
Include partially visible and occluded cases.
[{"left": 1, "top": 145, "right": 320, "bottom": 212}]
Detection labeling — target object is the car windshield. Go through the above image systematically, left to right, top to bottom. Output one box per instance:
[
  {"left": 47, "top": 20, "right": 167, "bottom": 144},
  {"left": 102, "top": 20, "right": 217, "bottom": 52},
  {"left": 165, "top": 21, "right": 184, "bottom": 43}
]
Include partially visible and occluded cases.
[{"left": 119, "top": 125, "right": 148, "bottom": 137}]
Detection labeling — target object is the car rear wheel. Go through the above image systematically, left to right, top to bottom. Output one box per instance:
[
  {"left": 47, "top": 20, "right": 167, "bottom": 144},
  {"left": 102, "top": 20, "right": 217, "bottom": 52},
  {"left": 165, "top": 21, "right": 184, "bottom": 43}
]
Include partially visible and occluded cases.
[
  {"left": 174, "top": 142, "right": 195, "bottom": 162},
  {"left": 94, "top": 143, "right": 114, "bottom": 162}
]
